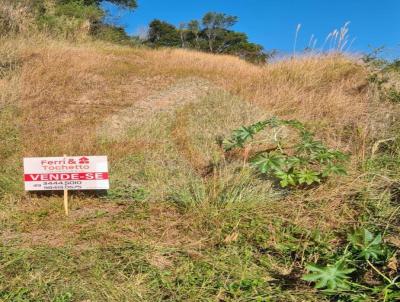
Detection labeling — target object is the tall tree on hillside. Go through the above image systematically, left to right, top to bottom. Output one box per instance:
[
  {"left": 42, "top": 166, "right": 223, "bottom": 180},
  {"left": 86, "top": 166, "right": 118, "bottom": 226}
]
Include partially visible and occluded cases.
[
  {"left": 202, "top": 12, "right": 238, "bottom": 52},
  {"left": 147, "top": 19, "right": 180, "bottom": 47},
  {"left": 187, "top": 19, "right": 200, "bottom": 49},
  {"left": 178, "top": 22, "right": 188, "bottom": 48},
  {"left": 219, "top": 31, "right": 269, "bottom": 63}
]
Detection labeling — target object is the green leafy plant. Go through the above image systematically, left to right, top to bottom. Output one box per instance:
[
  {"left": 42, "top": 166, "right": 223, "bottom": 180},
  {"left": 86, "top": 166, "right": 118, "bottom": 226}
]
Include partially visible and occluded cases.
[
  {"left": 223, "top": 117, "right": 348, "bottom": 188},
  {"left": 303, "top": 228, "right": 400, "bottom": 302},
  {"left": 348, "top": 228, "right": 387, "bottom": 261},
  {"left": 303, "top": 260, "right": 355, "bottom": 290}
]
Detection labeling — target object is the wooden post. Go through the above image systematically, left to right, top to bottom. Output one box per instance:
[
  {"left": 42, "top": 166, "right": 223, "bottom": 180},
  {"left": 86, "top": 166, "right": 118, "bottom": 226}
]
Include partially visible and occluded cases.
[{"left": 63, "top": 154, "right": 69, "bottom": 216}]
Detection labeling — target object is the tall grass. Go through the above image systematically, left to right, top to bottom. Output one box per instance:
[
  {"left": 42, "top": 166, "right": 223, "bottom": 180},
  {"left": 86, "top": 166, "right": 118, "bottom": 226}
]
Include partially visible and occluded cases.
[{"left": 0, "top": 1, "right": 35, "bottom": 36}]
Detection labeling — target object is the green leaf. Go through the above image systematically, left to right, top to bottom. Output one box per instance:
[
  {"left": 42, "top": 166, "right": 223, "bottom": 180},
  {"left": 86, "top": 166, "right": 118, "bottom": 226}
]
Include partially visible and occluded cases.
[
  {"left": 251, "top": 120, "right": 268, "bottom": 132},
  {"left": 222, "top": 121, "right": 268, "bottom": 151},
  {"left": 222, "top": 126, "right": 254, "bottom": 150},
  {"left": 234, "top": 126, "right": 254, "bottom": 142},
  {"left": 296, "top": 138, "right": 326, "bottom": 155},
  {"left": 222, "top": 139, "right": 238, "bottom": 151},
  {"left": 315, "top": 150, "right": 337, "bottom": 163},
  {"left": 328, "top": 150, "right": 349, "bottom": 161},
  {"left": 251, "top": 153, "right": 285, "bottom": 174},
  {"left": 285, "top": 156, "right": 303, "bottom": 168},
  {"left": 322, "top": 162, "right": 347, "bottom": 177},
  {"left": 296, "top": 169, "right": 321, "bottom": 185},
  {"left": 274, "top": 170, "right": 297, "bottom": 187},
  {"left": 348, "top": 228, "right": 386, "bottom": 261},
  {"left": 302, "top": 260, "right": 355, "bottom": 290}
]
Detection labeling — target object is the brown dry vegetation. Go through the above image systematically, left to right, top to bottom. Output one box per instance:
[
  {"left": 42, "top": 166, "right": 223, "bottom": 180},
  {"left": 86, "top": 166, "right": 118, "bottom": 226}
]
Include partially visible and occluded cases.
[
  {"left": 1, "top": 34, "right": 399, "bottom": 301},
  {"left": 16, "top": 40, "right": 391, "bottom": 156}
]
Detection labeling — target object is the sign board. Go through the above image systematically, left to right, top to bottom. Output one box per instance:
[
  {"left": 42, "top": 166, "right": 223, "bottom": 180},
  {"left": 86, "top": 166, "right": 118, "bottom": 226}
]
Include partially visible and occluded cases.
[{"left": 23, "top": 156, "right": 109, "bottom": 191}]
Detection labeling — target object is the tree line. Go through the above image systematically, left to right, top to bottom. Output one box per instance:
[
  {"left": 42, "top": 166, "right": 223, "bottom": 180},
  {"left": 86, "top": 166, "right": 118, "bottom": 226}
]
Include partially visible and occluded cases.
[
  {"left": 2, "top": 1, "right": 272, "bottom": 63},
  {"left": 146, "top": 12, "right": 272, "bottom": 63}
]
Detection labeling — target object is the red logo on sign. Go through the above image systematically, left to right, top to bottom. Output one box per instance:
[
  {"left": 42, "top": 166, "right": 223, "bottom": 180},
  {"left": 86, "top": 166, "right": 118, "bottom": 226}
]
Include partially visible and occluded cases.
[{"left": 79, "top": 157, "right": 90, "bottom": 164}]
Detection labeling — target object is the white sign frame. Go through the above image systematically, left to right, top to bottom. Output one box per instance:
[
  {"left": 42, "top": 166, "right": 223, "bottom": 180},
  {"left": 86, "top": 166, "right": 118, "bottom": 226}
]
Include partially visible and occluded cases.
[{"left": 23, "top": 156, "right": 109, "bottom": 191}]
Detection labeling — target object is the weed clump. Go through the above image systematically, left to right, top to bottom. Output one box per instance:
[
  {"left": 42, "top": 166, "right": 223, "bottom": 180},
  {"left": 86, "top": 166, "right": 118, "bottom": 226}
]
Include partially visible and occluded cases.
[
  {"left": 223, "top": 117, "right": 348, "bottom": 187},
  {"left": 303, "top": 228, "right": 399, "bottom": 301}
]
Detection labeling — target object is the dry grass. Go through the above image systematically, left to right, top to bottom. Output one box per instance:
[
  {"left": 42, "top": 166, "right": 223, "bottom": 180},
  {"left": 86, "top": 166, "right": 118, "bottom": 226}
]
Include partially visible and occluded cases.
[
  {"left": 0, "top": 1, "right": 36, "bottom": 36},
  {"left": 14, "top": 39, "right": 392, "bottom": 158},
  {"left": 19, "top": 41, "right": 169, "bottom": 155},
  {"left": 144, "top": 49, "right": 381, "bottom": 152}
]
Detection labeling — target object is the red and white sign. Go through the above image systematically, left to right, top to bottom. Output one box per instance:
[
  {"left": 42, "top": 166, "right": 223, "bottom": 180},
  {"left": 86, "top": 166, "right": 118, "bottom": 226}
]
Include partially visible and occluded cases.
[{"left": 23, "top": 156, "right": 109, "bottom": 191}]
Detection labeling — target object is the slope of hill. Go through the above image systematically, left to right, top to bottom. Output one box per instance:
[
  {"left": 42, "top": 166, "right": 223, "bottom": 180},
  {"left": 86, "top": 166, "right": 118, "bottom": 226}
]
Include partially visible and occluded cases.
[{"left": 0, "top": 35, "right": 399, "bottom": 301}]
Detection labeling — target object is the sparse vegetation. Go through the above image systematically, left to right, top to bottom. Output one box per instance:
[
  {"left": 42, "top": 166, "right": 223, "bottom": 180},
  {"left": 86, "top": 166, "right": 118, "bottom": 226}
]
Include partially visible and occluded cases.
[{"left": 364, "top": 48, "right": 400, "bottom": 103}]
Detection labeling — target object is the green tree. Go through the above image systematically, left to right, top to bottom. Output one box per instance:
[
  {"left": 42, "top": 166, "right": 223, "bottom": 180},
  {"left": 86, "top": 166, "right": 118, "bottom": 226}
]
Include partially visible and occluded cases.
[
  {"left": 105, "top": 0, "right": 137, "bottom": 10},
  {"left": 145, "top": 12, "right": 272, "bottom": 64},
  {"left": 201, "top": 12, "right": 238, "bottom": 52},
  {"left": 147, "top": 19, "right": 180, "bottom": 47},
  {"left": 187, "top": 19, "right": 200, "bottom": 48},
  {"left": 217, "top": 31, "right": 268, "bottom": 63}
]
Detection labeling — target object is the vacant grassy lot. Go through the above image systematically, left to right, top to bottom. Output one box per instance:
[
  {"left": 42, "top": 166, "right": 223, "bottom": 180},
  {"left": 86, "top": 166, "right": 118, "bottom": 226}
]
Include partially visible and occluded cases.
[{"left": 0, "top": 36, "right": 399, "bottom": 301}]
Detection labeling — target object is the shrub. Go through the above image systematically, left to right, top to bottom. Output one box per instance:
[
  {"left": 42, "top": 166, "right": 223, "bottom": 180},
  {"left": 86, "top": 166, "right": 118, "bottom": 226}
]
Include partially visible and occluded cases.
[
  {"left": 90, "top": 23, "right": 135, "bottom": 44},
  {"left": 364, "top": 49, "right": 400, "bottom": 104},
  {"left": 222, "top": 117, "right": 348, "bottom": 188}
]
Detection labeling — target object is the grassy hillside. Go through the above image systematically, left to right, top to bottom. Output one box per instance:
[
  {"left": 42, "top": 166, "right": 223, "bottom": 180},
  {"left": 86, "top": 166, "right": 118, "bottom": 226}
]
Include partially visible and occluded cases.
[{"left": 0, "top": 35, "right": 400, "bottom": 301}]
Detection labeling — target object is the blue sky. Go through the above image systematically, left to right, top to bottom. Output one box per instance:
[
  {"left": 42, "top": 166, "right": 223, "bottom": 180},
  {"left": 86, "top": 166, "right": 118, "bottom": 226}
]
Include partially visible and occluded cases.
[{"left": 102, "top": 0, "right": 399, "bottom": 56}]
